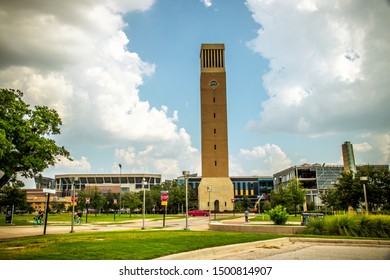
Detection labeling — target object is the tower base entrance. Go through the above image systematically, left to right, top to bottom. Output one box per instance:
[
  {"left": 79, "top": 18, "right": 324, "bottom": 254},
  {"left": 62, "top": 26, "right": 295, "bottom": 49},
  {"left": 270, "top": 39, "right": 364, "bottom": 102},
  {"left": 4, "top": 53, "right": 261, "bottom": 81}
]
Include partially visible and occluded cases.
[{"left": 198, "top": 177, "right": 234, "bottom": 212}]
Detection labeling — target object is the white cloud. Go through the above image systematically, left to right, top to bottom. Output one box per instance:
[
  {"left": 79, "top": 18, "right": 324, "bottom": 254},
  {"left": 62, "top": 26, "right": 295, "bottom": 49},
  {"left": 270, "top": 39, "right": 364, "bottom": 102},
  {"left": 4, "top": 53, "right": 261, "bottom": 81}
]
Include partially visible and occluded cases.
[
  {"left": 0, "top": 0, "right": 201, "bottom": 180},
  {"left": 107, "top": 0, "right": 155, "bottom": 13},
  {"left": 201, "top": 0, "right": 213, "bottom": 8},
  {"left": 245, "top": 0, "right": 390, "bottom": 164},
  {"left": 0, "top": 1, "right": 156, "bottom": 140},
  {"left": 245, "top": 1, "right": 389, "bottom": 133},
  {"left": 115, "top": 129, "right": 200, "bottom": 180},
  {"left": 354, "top": 133, "right": 390, "bottom": 164},
  {"left": 354, "top": 142, "right": 373, "bottom": 154},
  {"left": 232, "top": 144, "right": 292, "bottom": 175},
  {"left": 39, "top": 156, "right": 92, "bottom": 181},
  {"left": 55, "top": 156, "right": 92, "bottom": 172}
]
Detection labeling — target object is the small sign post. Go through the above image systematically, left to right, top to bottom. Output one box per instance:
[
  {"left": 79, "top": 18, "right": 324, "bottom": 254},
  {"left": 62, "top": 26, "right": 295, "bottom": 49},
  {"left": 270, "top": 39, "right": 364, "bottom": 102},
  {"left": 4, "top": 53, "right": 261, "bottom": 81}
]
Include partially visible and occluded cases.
[
  {"left": 42, "top": 188, "right": 56, "bottom": 235},
  {"left": 161, "top": 191, "right": 169, "bottom": 227},
  {"left": 86, "top": 197, "right": 90, "bottom": 223},
  {"left": 231, "top": 198, "right": 235, "bottom": 217},
  {"left": 113, "top": 199, "right": 117, "bottom": 221},
  {"left": 5, "top": 205, "right": 13, "bottom": 224}
]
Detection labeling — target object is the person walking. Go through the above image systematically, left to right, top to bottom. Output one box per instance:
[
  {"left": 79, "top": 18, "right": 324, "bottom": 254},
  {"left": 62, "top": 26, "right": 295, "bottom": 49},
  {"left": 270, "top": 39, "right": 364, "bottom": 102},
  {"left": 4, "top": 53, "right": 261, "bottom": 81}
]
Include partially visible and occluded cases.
[{"left": 244, "top": 209, "right": 249, "bottom": 223}]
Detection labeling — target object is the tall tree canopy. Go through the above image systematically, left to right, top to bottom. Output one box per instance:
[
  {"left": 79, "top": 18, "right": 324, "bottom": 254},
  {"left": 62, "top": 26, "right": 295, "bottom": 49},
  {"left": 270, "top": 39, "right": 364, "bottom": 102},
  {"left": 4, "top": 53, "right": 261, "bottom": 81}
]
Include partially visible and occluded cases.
[
  {"left": 0, "top": 88, "right": 71, "bottom": 188},
  {"left": 321, "top": 167, "right": 390, "bottom": 211},
  {"left": 269, "top": 178, "right": 306, "bottom": 214},
  {"left": 0, "top": 179, "right": 30, "bottom": 211},
  {"left": 288, "top": 179, "right": 306, "bottom": 216}
]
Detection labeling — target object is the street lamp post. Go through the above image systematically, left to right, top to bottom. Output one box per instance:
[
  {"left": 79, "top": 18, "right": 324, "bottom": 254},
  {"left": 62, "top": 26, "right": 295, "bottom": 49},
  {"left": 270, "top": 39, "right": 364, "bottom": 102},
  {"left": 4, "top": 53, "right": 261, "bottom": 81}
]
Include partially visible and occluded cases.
[
  {"left": 119, "top": 164, "right": 122, "bottom": 216},
  {"left": 183, "top": 171, "right": 190, "bottom": 230},
  {"left": 360, "top": 176, "right": 369, "bottom": 213},
  {"left": 70, "top": 177, "right": 78, "bottom": 233},
  {"left": 142, "top": 177, "right": 147, "bottom": 230},
  {"left": 207, "top": 187, "right": 212, "bottom": 224},
  {"left": 257, "top": 195, "right": 264, "bottom": 220}
]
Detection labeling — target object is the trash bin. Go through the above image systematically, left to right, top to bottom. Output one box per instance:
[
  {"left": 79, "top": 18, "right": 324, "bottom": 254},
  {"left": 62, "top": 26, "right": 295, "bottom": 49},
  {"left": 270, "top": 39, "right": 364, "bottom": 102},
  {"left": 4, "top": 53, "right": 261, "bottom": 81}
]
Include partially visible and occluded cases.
[
  {"left": 5, "top": 206, "right": 13, "bottom": 224},
  {"left": 301, "top": 212, "right": 324, "bottom": 225}
]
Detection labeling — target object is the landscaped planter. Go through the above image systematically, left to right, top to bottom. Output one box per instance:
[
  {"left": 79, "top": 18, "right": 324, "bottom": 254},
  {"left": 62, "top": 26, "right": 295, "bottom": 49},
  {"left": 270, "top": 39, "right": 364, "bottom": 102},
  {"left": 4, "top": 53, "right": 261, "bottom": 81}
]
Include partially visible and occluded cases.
[{"left": 209, "top": 223, "right": 305, "bottom": 234}]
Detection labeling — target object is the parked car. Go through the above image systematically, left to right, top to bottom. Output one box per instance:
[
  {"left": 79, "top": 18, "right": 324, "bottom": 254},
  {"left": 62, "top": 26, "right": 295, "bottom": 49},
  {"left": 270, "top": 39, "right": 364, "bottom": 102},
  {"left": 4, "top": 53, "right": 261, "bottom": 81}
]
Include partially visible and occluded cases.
[{"left": 188, "top": 210, "right": 210, "bottom": 217}]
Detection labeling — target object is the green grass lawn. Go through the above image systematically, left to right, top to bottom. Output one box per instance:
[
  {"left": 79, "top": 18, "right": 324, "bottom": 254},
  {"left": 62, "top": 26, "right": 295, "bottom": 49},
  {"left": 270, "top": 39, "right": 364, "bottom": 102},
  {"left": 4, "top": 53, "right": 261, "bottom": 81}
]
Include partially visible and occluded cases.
[
  {"left": 0, "top": 213, "right": 184, "bottom": 226},
  {"left": 1, "top": 213, "right": 302, "bottom": 226},
  {"left": 0, "top": 230, "right": 280, "bottom": 260}
]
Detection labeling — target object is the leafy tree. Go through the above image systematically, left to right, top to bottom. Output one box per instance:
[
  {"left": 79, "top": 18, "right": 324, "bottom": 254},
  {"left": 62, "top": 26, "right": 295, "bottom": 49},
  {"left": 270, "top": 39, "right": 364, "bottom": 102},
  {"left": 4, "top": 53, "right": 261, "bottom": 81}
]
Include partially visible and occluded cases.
[
  {"left": 0, "top": 89, "right": 71, "bottom": 188},
  {"left": 359, "top": 167, "right": 390, "bottom": 211},
  {"left": 321, "top": 168, "right": 390, "bottom": 211},
  {"left": 321, "top": 172, "right": 361, "bottom": 210},
  {"left": 270, "top": 179, "right": 305, "bottom": 215},
  {"left": 287, "top": 179, "right": 306, "bottom": 216},
  {"left": 0, "top": 180, "right": 30, "bottom": 212},
  {"left": 149, "top": 185, "right": 164, "bottom": 212},
  {"left": 165, "top": 185, "right": 185, "bottom": 214},
  {"left": 188, "top": 185, "right": 198, "bottom": 210},
  {"left": 269, "top": 185, "right": 293, "bottom": 210},
  {"left": 84, "top": 187, "right": 104, "bottom": 215},
  {"left": 320, "top": 187, "right": 340, "bottom": 210},
  {"left": 142, "top": 190, "right": 156, "bottom": 213},
  {"left": 73, "top": 191, "right": 84, "bottom": 212},
  {"left": 104, "top": 191, "right": 118, "bottom": 213},
  {"left": 122, "top": 192, "right": 142, "bottom": 216},
  {"left": 233, "top": 196, "right": 252, "bottom": 213},
  {"left": 242, "top": 196, "right": 252, "bottom": 210},
  {"left": 50, "top": 200, "right": 66, "bottom": 213},
  {"left": 261, "top": 200, "right": 272, "bottom": 212},
  {"left": 307, "top": 201, "right": 316, "bottom": 211}
]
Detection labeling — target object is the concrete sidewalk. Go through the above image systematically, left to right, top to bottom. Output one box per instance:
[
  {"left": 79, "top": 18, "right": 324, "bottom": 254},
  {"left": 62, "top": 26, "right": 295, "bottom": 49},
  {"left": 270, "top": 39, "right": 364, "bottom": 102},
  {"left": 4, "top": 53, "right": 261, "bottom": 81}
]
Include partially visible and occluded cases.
[{"left": 156, "top": 237, "right": 390, "bottom": 260}]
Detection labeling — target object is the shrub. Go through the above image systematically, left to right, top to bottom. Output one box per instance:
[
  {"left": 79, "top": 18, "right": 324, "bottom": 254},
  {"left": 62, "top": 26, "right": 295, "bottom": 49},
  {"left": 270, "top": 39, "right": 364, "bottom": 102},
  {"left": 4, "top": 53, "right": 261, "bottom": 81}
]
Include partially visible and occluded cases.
[
  {"left": 267, "top": 205, "right": 289, "bottom": 225},
  {"left": 304, "top": 214, "right": 390, "bottom": 238},
  {"left": 358, "top": 214, "right": 372, "bottom": 237},
  {"left": 334, "top": 215, "right": 360, "bottom": 236},
  {"left": 369, "top": 215, "right": 390, "bottom": 238},
  {"left": 303, "top": 218, "right": 325, "bottom": 235}
]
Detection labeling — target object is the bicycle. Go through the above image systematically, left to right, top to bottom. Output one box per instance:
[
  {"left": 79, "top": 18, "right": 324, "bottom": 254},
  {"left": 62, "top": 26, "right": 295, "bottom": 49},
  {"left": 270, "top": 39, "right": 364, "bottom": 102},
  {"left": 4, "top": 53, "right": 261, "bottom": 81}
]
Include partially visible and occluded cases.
[
  {"left": 33, "top": 217, "right": 44, "bottom": 227},
  {"left": 74, "top": 217, "right": 82, "bottom": 225}
]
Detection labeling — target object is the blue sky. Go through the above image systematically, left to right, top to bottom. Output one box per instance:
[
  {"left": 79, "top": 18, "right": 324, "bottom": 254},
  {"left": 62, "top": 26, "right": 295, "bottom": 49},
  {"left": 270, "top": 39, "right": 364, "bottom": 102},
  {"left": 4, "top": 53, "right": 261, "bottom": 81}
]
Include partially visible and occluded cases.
[
  {"left": 0, "top": 0, "right": 389, "bottom": 186},
  {"left": 124, "top": 1, "right": 268, "bottom": 150}
]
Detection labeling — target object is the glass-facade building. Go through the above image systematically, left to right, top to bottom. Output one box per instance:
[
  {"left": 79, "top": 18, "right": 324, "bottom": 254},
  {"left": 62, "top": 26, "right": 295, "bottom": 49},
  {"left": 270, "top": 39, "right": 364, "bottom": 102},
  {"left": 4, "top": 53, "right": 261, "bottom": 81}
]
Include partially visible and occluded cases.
[
  {"left": 273, "top": 164, "right": 389, "bottom": 208},
  {"left": 54, "top": 174, "right": 161, "bottom": 196},
  {"left": 176, "top": 175, "right": 273, "bottom": 203},
  {"left": 231, "top": 176, "right": 273, "bottom": 202}
]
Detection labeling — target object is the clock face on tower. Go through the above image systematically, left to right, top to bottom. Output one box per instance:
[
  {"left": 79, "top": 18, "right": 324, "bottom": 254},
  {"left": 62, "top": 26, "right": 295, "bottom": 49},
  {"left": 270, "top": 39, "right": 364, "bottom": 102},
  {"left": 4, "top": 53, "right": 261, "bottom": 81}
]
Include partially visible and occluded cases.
[{"left": 209, "top": 79, "right": 219, "bottom": 89}]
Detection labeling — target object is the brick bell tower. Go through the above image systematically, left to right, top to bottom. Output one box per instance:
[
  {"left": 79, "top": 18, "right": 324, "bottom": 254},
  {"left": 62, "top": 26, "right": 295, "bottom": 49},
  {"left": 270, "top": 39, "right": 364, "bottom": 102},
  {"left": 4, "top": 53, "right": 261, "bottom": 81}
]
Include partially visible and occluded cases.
[{"left": 198, "top": 44, "right": 234, "bottom": 212}]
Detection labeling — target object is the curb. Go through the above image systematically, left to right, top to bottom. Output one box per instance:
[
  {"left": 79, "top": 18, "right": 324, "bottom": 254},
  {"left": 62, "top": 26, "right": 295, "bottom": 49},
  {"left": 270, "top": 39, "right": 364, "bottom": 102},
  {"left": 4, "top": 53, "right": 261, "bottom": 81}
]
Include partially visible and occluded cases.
[
  {"left": 155, "top": 237, "right": 291, "bottom": 260},
  {"left": 289, "top": 237, "right": 390, "bottom": 246}
]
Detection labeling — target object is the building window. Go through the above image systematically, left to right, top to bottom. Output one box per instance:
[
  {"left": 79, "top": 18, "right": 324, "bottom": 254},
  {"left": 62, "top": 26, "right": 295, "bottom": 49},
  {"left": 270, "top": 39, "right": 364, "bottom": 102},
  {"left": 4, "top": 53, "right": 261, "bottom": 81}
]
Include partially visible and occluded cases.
[
  {"left": 213, "top": 97, "right": 215, "bottom": 103},
  {"left": 213, "top": 113, "right": 216, "bottom": 118},
  {"left": 214, "top": 128, "right": 216, "bottom": 134},
  {"left": 214, "top": 144, "right": 217, "bottom": 150},
  {"left": 215, "top": 161, "right": 217, "bottom": 166}
]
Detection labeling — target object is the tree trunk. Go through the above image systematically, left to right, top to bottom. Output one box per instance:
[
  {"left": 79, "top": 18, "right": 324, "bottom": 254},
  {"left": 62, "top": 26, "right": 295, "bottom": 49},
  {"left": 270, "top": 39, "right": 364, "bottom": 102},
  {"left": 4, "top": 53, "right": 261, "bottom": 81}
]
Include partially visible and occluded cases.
[
  {"left": 0, "top": 173, "right": 11, "bottom": 188},
  {"left": 294, "top": 203, "right": 297, "bottom": 216}
]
